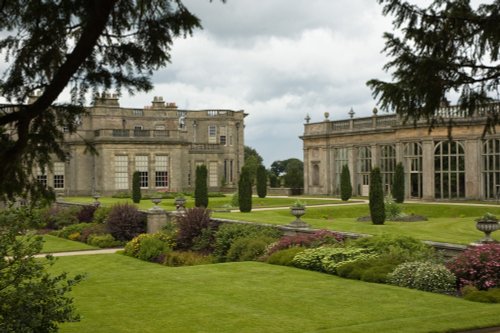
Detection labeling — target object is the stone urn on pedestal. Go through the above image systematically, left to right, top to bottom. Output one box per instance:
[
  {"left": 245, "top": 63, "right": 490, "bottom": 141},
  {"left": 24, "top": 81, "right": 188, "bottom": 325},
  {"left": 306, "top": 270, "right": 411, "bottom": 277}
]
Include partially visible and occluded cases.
[
  {"left": 175, "top": 196, "right": 186, "bottom": 211},
  {"left": 287, "top": 200, "right": 310, "bottom": 229},
  {"left": 475, "top": 213, "right": 500, "bottom": 243}
]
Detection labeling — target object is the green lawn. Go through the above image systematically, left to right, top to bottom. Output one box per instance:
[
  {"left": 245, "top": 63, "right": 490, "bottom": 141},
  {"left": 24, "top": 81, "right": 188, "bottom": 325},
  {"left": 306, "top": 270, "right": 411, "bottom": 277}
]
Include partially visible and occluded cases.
[
  {"left": 61, "top": 195, "right": 348, "bottom": 210},
  {"left": 213, "top": 203, "right": 500, "bottom": 244},
  {"left": 41, "top": 235, "right": 98, "bottom": 253},
  {"left": 52, "top": 254, "right": 500, "bottom": 333}
]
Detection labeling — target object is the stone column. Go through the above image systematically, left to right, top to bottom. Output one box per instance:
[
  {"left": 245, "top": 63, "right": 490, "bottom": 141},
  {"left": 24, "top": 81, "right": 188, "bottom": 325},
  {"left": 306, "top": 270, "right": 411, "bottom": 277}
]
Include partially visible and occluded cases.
[
  {"left": 465, "top": 139, "right": 481, "bottom": 199},
  {"left": 422, "top": 140, "right": 435, "bottom": 200},
  {"left": 348, "top": 146, "right": 356, "bottom": 195},
  {"left": 146, "top": 208, "right": 168, "bottom": 233}
]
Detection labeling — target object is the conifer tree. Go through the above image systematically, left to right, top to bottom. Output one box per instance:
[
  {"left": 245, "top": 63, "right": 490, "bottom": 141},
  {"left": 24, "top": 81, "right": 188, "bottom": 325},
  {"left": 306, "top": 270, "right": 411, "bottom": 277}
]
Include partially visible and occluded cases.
[
  {"left": 392, "top": 162, "right": 405, "bottom": 203},
  {"left": 340, "top": 164, "right": 352, "bottom": 201},
  {"left": 195, "top": 165, "right": 209, "bottom": 208},
  {"left": 256, "top": 165, "right": 267, "bottom": 198},
  {"left": 238, "top": 166, "right": 252, "bottom": 212},
  {"left": 369, "top": 167, "right": 385, "bottom": 225},
  {"left": 132, "top": 171, "right": 141, "bottom": 204}
]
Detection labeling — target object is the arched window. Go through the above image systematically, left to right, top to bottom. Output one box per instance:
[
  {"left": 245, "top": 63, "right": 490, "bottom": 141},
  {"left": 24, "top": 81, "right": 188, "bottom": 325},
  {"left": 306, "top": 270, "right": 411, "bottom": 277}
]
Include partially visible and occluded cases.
[
  {"left": 482, "top": 139, "right": 500, "bottom": 199},
  {"left": 434, "top": 141, "right": 465, "bottom": 199},
  {"left": 404, "top": 142, "right": 422, "bottom": 198},
  {"left": 380, "top": 145, "right": 396, "bottom": 194},
  {"left": 357, "top": 146, "right": 371, "bottom": 196},
  {"left": 312, "top": 163, "right": 320, "bottom": 186}
]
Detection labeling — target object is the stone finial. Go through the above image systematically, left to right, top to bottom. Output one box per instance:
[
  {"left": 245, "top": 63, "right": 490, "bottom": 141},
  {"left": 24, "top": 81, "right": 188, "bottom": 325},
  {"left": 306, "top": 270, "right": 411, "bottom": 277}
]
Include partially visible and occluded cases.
[
  {"left": 348, "top": 107, "right": 355, "bottom": 119},
  {"left": 373, "top": 107, "right": 378, "bottom": 116},
  {"left": 324, "top": 112, "right": 330, "bottom": 121},
  {"left": 305, "top": 114, "right": 311, "bottom": 124}
]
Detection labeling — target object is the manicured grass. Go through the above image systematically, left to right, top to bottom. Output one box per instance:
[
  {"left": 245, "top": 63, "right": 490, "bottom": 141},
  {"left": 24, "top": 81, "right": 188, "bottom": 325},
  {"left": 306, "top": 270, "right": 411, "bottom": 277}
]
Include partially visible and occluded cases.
[
  {"left": 61, "top": 195, "right": 346, "bottom": 210},
  {"left": 213, "top": 203, "right": 500, "bottom": 244},
  {"left": 41, "top": 235, "right": 97, "bottom": 253},
  {"left": 52, "top": 254, "right": 500, "bottom": 333}
]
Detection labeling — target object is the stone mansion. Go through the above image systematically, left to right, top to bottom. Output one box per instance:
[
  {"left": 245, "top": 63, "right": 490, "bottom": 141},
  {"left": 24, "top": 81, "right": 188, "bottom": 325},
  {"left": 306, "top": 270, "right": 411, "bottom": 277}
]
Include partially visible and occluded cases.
[
  {"left": 37, "top": 94, "right": 246, "bottom": 196},
  {"left": 301, "top": 104, "right": 500, "bottom": 201}
]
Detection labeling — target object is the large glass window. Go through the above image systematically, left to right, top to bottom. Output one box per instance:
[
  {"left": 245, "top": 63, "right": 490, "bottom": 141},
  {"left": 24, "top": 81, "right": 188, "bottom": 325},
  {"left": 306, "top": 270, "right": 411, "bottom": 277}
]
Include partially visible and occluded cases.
[
  {"left": 208, "top": 125, "right": 217, "bottom": 143},
  {"left": 482, "top": 139, "right": 500, "bottom": 199},
  {"left": 434, "top": 141, "right": 465, "bottom": 199},
  {"left": 404, "top": 142, "right": 423, "bottom": 198},
  {"left": 380, "top": 145, "right": 396, "bottom": 194},
  {"left": 357, "top": 146, "right": 371, "bottom": 196},
  {"left": 333, "top": 148, "right": 348, "bottom": 195},
  {"left": 115, "top": 155, "right": 129, "bottom": 190},
  {"left": 135, "top": 155, "right": 149, "bottom": 188},
  {"left": 155, "top": 155, "right": 168, "bottom": 188},
  {"left": 209, "top": 161, "right": 218, "bottom": 187},
  {"left": 53, "top": 162, "right": 65, "bottom": 189},
  {"left": 36, "top": 166, "right": 47, "bottom": 188}
]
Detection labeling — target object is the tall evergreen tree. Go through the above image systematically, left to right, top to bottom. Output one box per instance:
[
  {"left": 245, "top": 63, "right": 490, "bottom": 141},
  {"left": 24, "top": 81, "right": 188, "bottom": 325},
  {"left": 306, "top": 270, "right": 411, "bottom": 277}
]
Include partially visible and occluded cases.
[
  {"left": 368, "top": 0, "right": 500, "bottom": 134},
  {"left": 392, "top": 162, "right": 405, "bottom": 203},
  {"left": 340, "top": 164, "right": 352, "bottom": 201},
  {"left": 195, "top": 165, "right": 208, "bottom": 208},
  {"left": 256, "top": 165, "right": 267, "bottom": 198},
  {"left": 238, "top": 166, "right": 252, "bottom": 212},
  {"left": 369, "top": 167, "right": 385, "bottom": 225},
  {"left": 132, "top": 171, "right": 141, "bottom": 204}
]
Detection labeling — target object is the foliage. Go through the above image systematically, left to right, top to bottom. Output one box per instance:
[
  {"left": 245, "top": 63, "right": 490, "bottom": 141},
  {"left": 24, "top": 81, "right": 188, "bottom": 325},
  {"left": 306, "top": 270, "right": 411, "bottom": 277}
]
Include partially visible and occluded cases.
[
  {"left": 368, "top": 0, "right": 500, "bottom": 134},
  {"left": 0, "top": 1, "right": 203, "bottom": 202},
  {"left": 244, "top": 146, "right": 264, "bottom": 184},
  {"left": 283, "top": 158, "right": 304, "bottom": 188},
  {"left": 392, "top": 162, "right": 405, "bottom": 203},
  {"left": 256, "top": 164, "right": 268, "bottom": 198},
  {"left": 340, "top": 164, "right": 352, "bottom": 201},
  {"left": 194, "top": 165, "right": 209, "bottom": 208},
  {"left": 238, "top": 166, "right": 253, "bottom": 212},
  {"left": 369, "top": 167, "right": 385, "bottom": 225},
  {"left": 132, "top": 171, "right": 142, "bottom": 204},
  {"left": 268, "top": 172, "right": 279, "bottom": 188},
  {"left": 231, "top": 191, "right": 239, "bottom": 207},
  {"left": 111, "top": 192, "right": 131, "bottom": 199},
  {"left": 384, "top": 196, "right": 403, "bottom": 220},
  {"left": 106, "top": 203, "right": 146, "bottom": 241},
  {"left": 39, "top": 205, "right": 80, "bottom": 230},
  {"left": 76, "top": 205, "right": 97, "bottom": 223},
  {"left": 92, "top": 206, "right": 111, "bottom": 224},
  {"left": 175, "top": 207, "right": 215, "bottom": 250},
  {"left": 0, "top": 208, "right": 82, "bottom": 332},
  {"left": 475, "top": 212, "right": 498, "bottom": 222},
  {"left": 53, "top": 222, "right": 94, "bottom": 240},
  {"left": 79, "top": 223, "right": 107, "bottom": 243},
  {"left": 213, "top": 223, "right": 282, "bottom": 262},
  {"left": 266, "top": 230, "right": 345, "bottom": 256},
  {"left": 124, "top": 232, "right": 175, "bottom": 262},
  {"left": 87, "top": 234, "right": 122, "bottom": 248},
  {"left": 348, "top": 234, "right": 435, "bottom": 263},
  {"left": 226, "top": 236, "right": 277, "bottom": 262},
  {"left": 447, "top": 244, "right": 500, "bottom": 290},
  {"left": 266, "top": 247, "right": 306, "bottom": 266},
  {"left": 162, "top": 251, "right": 214, "bottom": 267},
  {"left": 336, "top": 257, "right": 400, "bottom": 283},
  {"left": 389, "top": 261, "right": 456, "bottom": 294},
  {"left": 464, "top": 288, "right": 500, "bottom": 304}
]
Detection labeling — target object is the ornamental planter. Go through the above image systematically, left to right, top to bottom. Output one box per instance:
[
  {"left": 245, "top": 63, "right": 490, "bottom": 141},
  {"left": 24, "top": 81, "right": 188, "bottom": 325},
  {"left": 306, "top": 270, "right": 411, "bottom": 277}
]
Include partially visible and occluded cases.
[
  {"left": 175, "top": 198, "right": 186, "bottom": 211},
  {"left": 287, "top": 206, "right": 310, "bottom": 229},
  {"left": 476, "top": 219, "right": 500, "bottom": 243}
]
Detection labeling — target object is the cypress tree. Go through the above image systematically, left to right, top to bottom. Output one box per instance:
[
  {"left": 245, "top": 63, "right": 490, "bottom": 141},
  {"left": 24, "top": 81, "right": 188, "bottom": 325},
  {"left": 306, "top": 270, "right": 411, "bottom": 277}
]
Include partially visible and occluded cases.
[
  {"left": 392, "top": 162, "right": 405, "bottom": 203},
  {"left": 340, "top": 164, "right": 352, "bottom": 201},
  {"left": 194, "top": 165, "right": 209, "bottom": 208},
  {"left": 256, "top": 165, "right": 267, "bottom": 198},
  {"left": 238, "top": 166, "right": 252, "bottom": 212},
  {"left": 369, "top": 167, "right": 385, "bottom": 225},
  {"left": 132, "top": 171, "right": 141, "bottom": 203}
]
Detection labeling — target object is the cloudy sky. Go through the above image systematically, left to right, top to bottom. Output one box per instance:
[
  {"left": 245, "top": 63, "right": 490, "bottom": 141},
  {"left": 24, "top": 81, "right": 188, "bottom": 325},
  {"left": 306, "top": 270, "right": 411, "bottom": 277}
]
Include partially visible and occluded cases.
[{"left": 118, "top": 0, "right": 399, "bottom": 166}]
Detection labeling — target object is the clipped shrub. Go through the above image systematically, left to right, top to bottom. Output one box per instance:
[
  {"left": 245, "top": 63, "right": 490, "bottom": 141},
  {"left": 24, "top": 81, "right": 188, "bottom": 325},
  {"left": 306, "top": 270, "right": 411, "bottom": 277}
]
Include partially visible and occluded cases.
[
  {"left": 392, "top": 162, "right": 405, "bottom": 203},
  {"left": 340, "top": 164, "right": 352, "bottom": 201},
  {"left": 194, "top": 165, "right": 208, "bottom": 208},
  {"left": 256, "top": 165, "right": 267, "bottom": 198},
  {"left": 238, "top": 166, "right": 252, "bottom": 212},
  {"left": 369, "top": 167, "right": 385, "bottom": 225},
  {"left": 132, "top": 171, "right": 142, "bottom": 203},
  {"left": 112, "top": 192, "right": 130, "bottom": 199},
  {"left": 384, "top": 196, "right": 402, "bottom": 220},
  {"left": 106, "top": 203, "right": 146, "bottom": 241},
  {"left": 76, "top": 205, "right": 97, "bottom": 223},
  {"left": 39, "top": 206, "right": 79, "bottom": 230},
  {"left": 92, "top": 206, "right": 111, "bottom": 224},
  {"left": 175, "top": 207, "right": 214, "bottom": 250},
  {"left": 54, "top": 223, "right": 93, "bottom": 240},
  {"left": 213, "top": 223, "right": 282, "bottom": 262},
  {"left": 266, "top": 230, "right": 345, "bottom": 256},
  {"left": 68, "top": 232, "right": 81, "bottom": 241},
  {"left": 125, "top": 232, "right": 176, "bottom": 258},
  {"left": 87, "top": 234, "right": 122, "bottom": 248},
  {"left": 349, "top": 234, "right": 435, "bottom": 263},
  {"left": 226, "top": 236, "right": 276, "bottom": 262},
  {"left": 136, "top": 237, "right": 171, "bottom": 262},
  {"left": 447, "top": 243, "right": 500, "bottom": 290},
  {"left": 266, "top": 247, "right": 306, "bottom": 266},
  {"left": 292, "top": 247, "right": 375, "bottom": 273},
  {"left": 163, "top": 251, "right": 214, "bottom": 267},
  {"left": 337, "top": 256, "right": 400, "bottom": 283},
  {"left": 389, "top": 261, "right": 456, "bottom": 294},
  {"left": 464, "top": 289, "right": 500, "bottom": 303}
]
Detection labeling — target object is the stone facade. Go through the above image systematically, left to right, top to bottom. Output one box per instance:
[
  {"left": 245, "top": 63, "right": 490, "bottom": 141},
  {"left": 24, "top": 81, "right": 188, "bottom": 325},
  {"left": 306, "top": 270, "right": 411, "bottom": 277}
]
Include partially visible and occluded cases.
[
  {"left": 39, "top": 94, "right": 246, "bottom": 196},
  {"left": 301, "top": 105, "right": 500, "bottom": 201}
]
